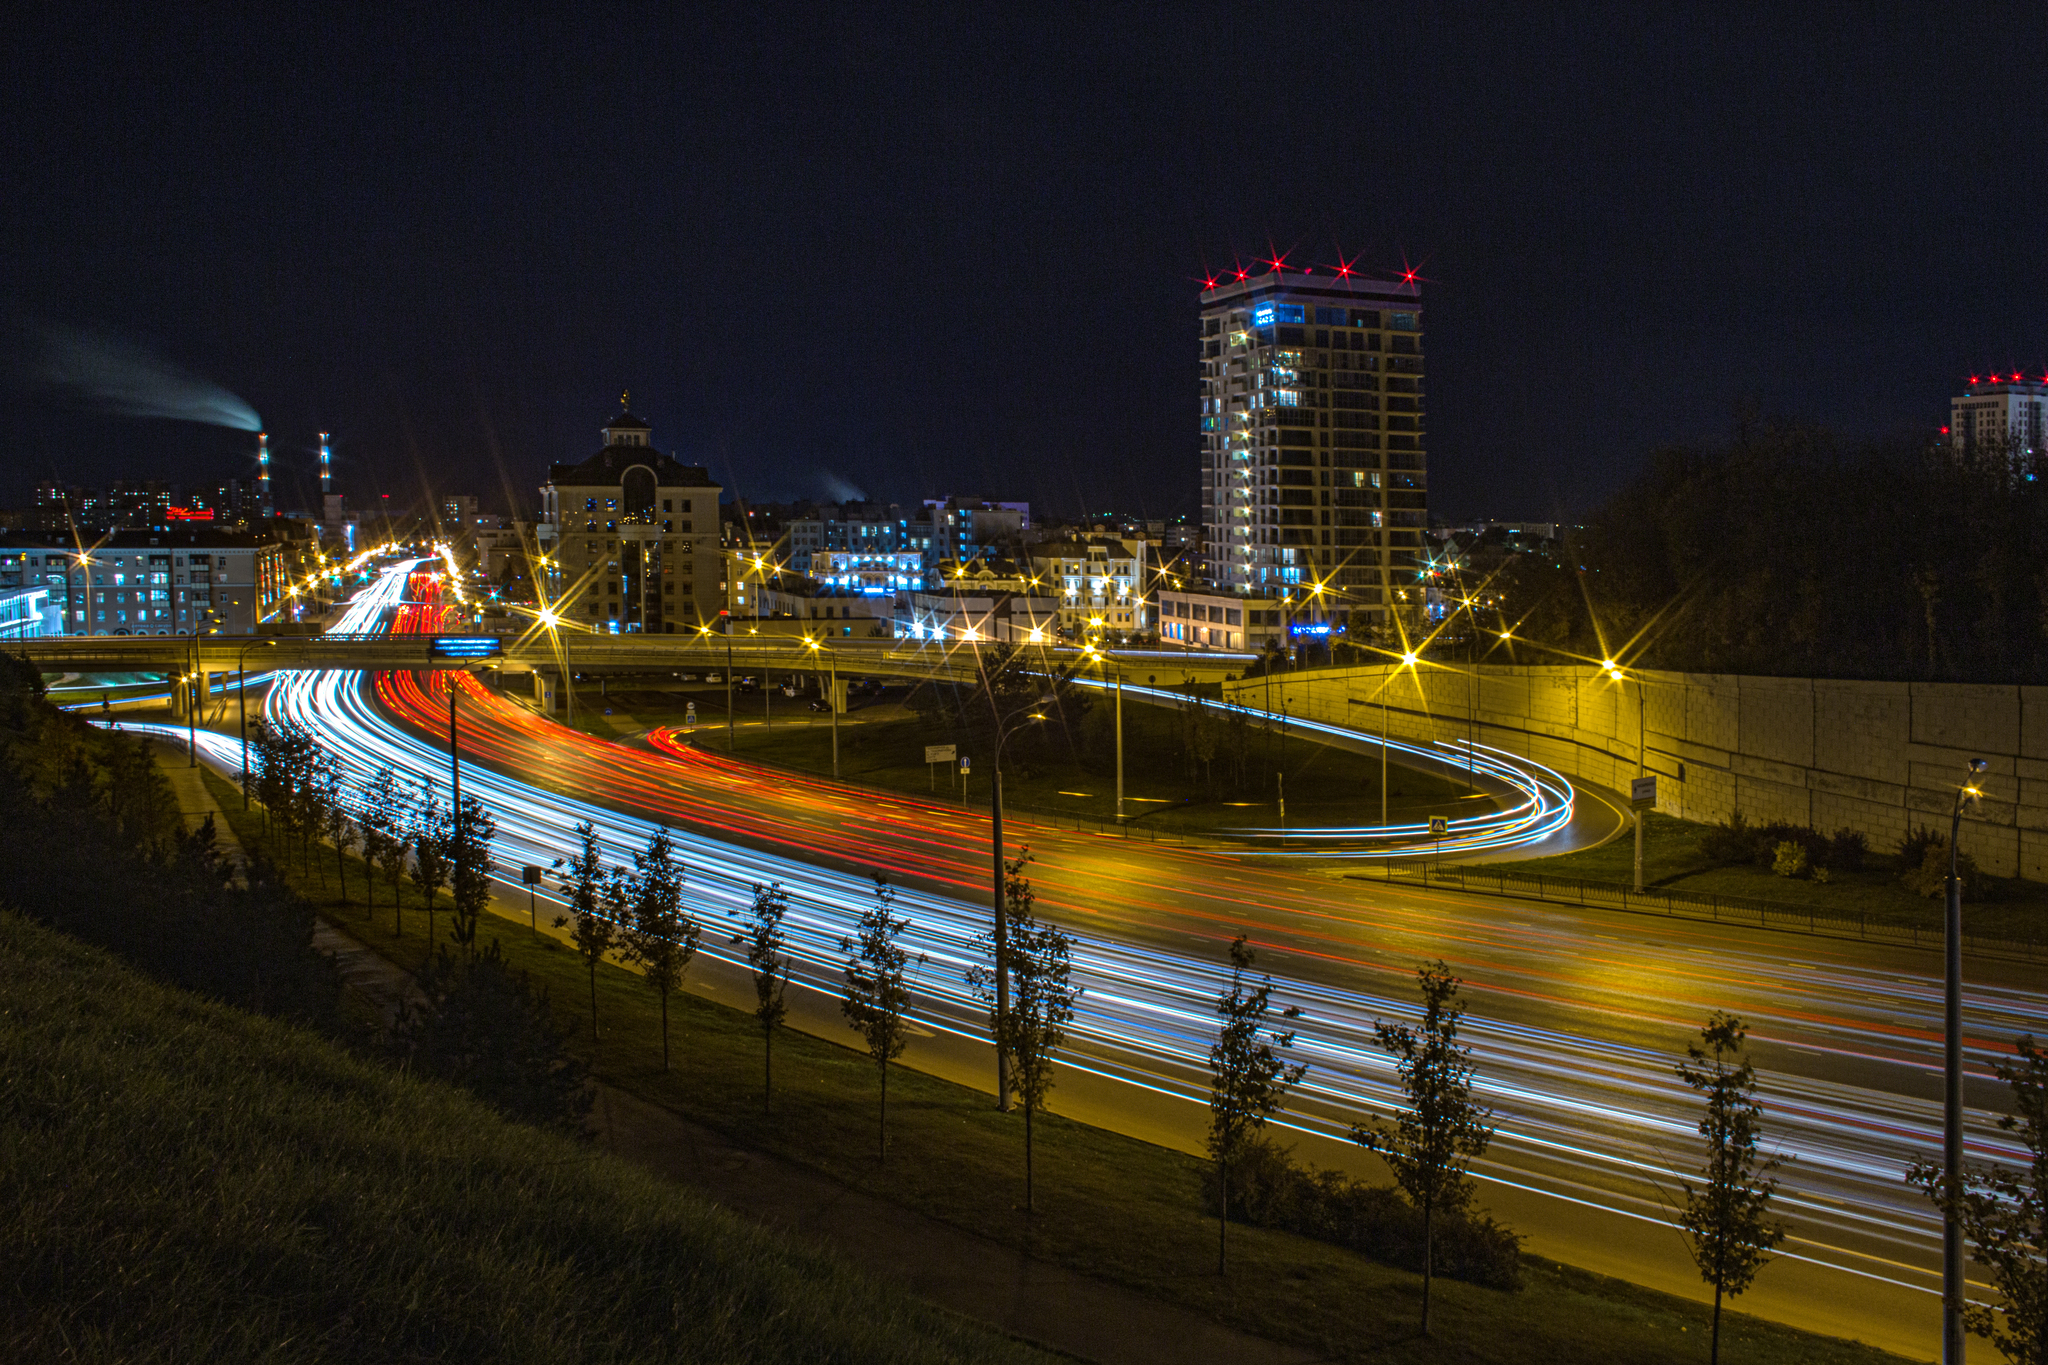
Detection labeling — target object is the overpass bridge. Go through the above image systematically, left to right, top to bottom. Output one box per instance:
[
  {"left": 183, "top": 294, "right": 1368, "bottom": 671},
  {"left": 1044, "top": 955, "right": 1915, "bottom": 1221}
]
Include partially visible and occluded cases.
[{"left": 11, "top": 632, "right": 1255, "bottom": 688}]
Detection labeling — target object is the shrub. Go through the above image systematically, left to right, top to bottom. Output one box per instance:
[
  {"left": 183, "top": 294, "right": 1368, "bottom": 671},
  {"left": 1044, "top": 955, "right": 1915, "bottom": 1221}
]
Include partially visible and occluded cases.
[
  {"left": 1699, "top": 811, "right": 1762, "bottom": 864},
  {"left": 1754, "top": 821, "right": 1829, "bottom": 871},
  {"left": 1898, "top": 825, "right": 1944, "bottom": 872},
  {"left": 1827, "top": 828, "right": 1867, "bottom": 873},
  {"left": 1771, "top": 841, "right": 1808, "bottom": 878},
  {"left": 1901, "top": 841, "right": 1985, "bottom": 900},
  {"left": 393, "top": 941, "right": 593, "bottom": 1136},
  {"left": 1200, "top": 1137, "right": 1523, "bottom": 1290}
]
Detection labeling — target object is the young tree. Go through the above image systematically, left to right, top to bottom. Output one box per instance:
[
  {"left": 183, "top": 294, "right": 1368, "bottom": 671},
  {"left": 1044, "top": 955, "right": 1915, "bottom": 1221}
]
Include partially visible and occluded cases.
[
  {"left": 314, "top": 755, "right": 359, "bottom": 903},
  {"left": 358, "top": 766, "right": 405, "bottom": 921},
  {"left": 409, "top": 777, "right": 452, "bottom": 944},
  {"left": 374, "top": 784, "right": 415, "bottom": 938},
  {"left": 446, "top": 792, "right": 498, "bottom": 958},
  {"left": 551, "top": 819, "right": 616, "bottom": 1042},
  {"left": 615, "top": 825, "right": 698, "bottom": 1071},
  {"left": 967, "top": 847, "right": 1081, "bottom": 1213},
  {"left": 842, "top": 875, "right": 921, "bottom": 1165},
  {"left": 735, "top": 880, "right": 793, "bottom": 1113},
  {"left": 1208, "top": 934, "right": 1307, "bottom": 1274},
  {"left": 1353, "top": 959, "right": 1497, "bottom": 1336},
  {"left": 1673, "top": 1012, "right": 1786, "bottom": 1365},
  {"left": 1911, "top": 1034, "right": 2048, "bottom": 1364}
]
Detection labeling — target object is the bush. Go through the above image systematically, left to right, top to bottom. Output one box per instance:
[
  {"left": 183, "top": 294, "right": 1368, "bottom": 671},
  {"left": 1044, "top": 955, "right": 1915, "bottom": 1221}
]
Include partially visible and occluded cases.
[
  {"left": 1699, "top": 810, "right": 1761, "bottom": 864},
  {"left": 1898, "top": 825, "right": 1944, "bottom": 872},
  {"left": 1828, "top": 828, "right": 1868, "bottom": 873},
  {"left": 1771, "top": 840, "right": 1808, "bottom": 878},
  {"left": 1900, "top": 841, "right": 1986, "bottom": 900},
  {"left": 393, "top": 941, "right": 592, "bottom": 1135},
  {"left": 1201, "top": 1138, "right": 1523, "bottom": 1290}
]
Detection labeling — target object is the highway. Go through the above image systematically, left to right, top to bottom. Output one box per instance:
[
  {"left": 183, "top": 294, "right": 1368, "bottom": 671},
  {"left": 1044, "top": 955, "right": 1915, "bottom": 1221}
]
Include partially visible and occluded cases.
[{"left": 143, "top": 564, "right": 2042, "bottom": 1360}]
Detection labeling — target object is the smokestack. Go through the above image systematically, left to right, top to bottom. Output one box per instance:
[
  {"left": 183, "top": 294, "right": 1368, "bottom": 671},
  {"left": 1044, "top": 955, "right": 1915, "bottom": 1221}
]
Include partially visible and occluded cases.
[
  {"left": 257, "top": 430, "right": 273, "bottom": 518},
  {"left": 319, "top": 431, "right": 331, "bottom": 495}
]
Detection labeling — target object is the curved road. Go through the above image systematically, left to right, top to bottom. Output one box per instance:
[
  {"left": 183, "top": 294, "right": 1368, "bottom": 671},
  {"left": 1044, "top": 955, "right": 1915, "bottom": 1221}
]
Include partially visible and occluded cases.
[{"left": 198, "top": 566, "right": 2043, "bottom": 1359}]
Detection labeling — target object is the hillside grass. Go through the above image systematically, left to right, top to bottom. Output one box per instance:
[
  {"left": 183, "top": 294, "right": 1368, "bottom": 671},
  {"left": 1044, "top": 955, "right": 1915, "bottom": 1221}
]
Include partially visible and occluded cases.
[
  {"left": 200, "top": 767, "right": 1914, "bottom": 1365},
  {"left": 1486, "top": 810, "right": 2048, "bottom": 942},
  {"left": 0, "top": 908, "right": 1055, "bottom": 1365}
]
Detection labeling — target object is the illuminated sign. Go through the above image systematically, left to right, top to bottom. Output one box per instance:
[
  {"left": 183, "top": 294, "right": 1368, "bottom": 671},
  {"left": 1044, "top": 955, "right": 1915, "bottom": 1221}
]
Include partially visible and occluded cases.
[
  {"left": 1252, "top": 304, "right": 1275, "bottom": 328},
  {"left": 1289, "top": 622, "right": 1332, "bottom": 637},
  {"left": 428, "top": 636, "right": 502, "bottom": 659}
]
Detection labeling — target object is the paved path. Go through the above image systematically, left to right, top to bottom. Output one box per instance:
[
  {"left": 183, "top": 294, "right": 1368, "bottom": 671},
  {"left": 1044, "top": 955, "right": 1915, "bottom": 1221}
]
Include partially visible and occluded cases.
[
  {"left": 153, "top": 744, "right": 251, "bottom": 867},
  {"left": 313, "top": 917, "right": 1320, "bottom": 1365}
]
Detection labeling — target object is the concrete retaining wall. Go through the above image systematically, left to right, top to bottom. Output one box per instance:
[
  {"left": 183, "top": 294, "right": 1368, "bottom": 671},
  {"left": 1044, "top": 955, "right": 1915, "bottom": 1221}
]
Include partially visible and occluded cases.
[{"left": 1221, "top": 665, "right": 2046, "bottom": 879}]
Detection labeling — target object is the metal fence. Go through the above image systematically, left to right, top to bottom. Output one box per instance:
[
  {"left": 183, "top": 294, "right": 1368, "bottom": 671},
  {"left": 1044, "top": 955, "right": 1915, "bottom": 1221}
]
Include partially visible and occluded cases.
[{"left": 1366, "top": 858, "right": 2048, "bottom": 960}]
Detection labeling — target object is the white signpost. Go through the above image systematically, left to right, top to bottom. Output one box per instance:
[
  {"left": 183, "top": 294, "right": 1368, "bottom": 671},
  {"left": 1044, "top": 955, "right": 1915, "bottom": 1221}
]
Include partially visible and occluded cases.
[{"left": 1630, "top": 774, "right": 1657, "bottom": 893}]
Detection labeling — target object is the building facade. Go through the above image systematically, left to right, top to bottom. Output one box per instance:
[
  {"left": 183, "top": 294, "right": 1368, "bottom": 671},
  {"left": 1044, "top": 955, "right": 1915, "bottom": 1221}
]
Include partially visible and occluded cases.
[
  {"left": 1198, "top": 269, "right": 1426, "bottom": 630},
  {"left": 1951, "top": 374, "right": 2048, "bottom": 462},
  {"left": 537, "top": 409, "right": 724, "bottom": 633},
  {"left": 0, "top": 529, "right": 285, "bottom": 635},
  {"left": 1026, "top": 536, "right": 1147, "bottom": 639},
  {"left": 1156, "top": 588, "right": 1283, "bottom": 653}
]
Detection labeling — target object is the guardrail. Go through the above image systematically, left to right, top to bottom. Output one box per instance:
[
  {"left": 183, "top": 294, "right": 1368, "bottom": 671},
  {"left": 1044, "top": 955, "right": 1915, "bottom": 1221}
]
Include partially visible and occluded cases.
[{"left": 1363, "top": 859, "right": 2048, "bottom": 960}]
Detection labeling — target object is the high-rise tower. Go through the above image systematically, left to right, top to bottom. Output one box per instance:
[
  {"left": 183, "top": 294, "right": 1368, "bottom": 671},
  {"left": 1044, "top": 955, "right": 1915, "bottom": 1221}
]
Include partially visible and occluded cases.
[
  {"left": 1198, "top": 269, "right": 1425, "bottom": 631},
  {"left": 318, "top": 431, "right": 332, "bottom": 496}
]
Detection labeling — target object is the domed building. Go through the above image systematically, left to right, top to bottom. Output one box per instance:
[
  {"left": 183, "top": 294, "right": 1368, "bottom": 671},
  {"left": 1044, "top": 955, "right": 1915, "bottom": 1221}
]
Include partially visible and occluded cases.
[{"left": 537, "top": 404, "right": 723, "bottom": 633}]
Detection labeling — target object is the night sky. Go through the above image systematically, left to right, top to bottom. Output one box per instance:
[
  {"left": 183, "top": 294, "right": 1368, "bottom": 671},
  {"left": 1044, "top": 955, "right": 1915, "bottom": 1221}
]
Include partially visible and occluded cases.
[{"left": 4, "top": 5, "right": 2043, "bottom": 524}]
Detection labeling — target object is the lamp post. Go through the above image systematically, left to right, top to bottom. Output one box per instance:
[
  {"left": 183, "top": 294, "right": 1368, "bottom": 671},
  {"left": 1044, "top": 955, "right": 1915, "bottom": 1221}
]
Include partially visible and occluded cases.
[
  {"left": 805, "top": 637, "right": 839, "bottom": 779},
  {"left": 238, "top": 638, "right": 276, "bottom": 808},
  {"left": 1606, "top": 663, "right": 1646, "bottom": 894},
  {"left": 989, "top": 696, "right": 1053, "bottom": 1111},
  {"left": 1943, "top": 757, "right": 1987, "bottom": 1364}
]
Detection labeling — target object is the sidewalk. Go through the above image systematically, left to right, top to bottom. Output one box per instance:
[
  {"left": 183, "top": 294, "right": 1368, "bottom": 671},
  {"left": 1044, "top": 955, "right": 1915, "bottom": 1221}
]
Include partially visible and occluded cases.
[
  {"left": 153, "top": 744, "right": 251, "bottom": 867},
  {"left": 314, "top": 918, "right": 1320, "bottom": 1365}
]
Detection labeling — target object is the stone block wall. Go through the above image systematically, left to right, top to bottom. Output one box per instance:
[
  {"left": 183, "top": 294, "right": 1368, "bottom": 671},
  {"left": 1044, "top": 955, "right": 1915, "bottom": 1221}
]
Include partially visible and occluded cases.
[{"left": 1221, "top": 664, "right": 2038, "bottom": 878}]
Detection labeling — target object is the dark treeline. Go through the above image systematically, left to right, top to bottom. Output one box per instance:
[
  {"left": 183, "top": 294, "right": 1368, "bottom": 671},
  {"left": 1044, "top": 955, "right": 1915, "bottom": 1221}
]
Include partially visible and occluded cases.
[
  {"left": 1496, "top": 424, "right": 2048, "bottom": 682},
  {"left": 0, "top": 654, "right": 337, "bottom": 1024}
]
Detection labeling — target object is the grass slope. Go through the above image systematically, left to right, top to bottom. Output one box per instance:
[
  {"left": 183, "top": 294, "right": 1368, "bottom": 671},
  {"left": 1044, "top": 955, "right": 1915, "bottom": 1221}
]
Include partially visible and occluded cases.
[
  {"left": 201, "top": 768, "right": 1914, "bottom": 1365},
  {"left": 1487, "top": 811, "right": 2048, "bottom": 942},
  {"left": 0, "top": 908, "right": 1052, "bottom": 1365}
]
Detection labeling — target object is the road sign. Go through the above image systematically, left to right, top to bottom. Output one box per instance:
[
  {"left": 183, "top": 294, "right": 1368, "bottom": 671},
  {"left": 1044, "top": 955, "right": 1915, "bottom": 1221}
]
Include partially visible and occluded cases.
[
  {"left": 429, "top": 635, "right": 502, "bottom": 660},
  {"left": 685, "top": 701, "right": 698, "bottom": 725},
  {"left": 925, "top": 744, "right": 957, "bottom": 764},
  {"left": 959, "top": 756, "right": 971, "bottom": 773},
  {"left": 1630, "top": 775, "right": 1658, "bottom": 811},
  {"left": 1428, "top": 816, "right": 1449, "bottom": 836},
  {"left": 520, "top": 865, "right": 544, "bottom": 887}
]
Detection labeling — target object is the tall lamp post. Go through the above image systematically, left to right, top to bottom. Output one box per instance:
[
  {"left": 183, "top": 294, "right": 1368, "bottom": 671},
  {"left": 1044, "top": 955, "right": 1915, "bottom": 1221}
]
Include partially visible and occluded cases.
[
  {"left": 805, "top": 636, "right": 839, "bottom": 779},
  {"left": 238, "top": 638, "right": 276, "bottom": 808},
  {"left": 989, "top": 695, "right": 1053, "bottom": 1111},
  {"left": 1943, "top": 757, "right": 1987, "bottom": 1364}
]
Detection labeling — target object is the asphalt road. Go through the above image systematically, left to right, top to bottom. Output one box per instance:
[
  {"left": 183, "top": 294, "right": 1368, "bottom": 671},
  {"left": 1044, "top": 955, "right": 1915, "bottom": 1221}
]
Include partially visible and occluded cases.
[{"left": 199, "top": 564, "right": 2041, "bottom": 1362}]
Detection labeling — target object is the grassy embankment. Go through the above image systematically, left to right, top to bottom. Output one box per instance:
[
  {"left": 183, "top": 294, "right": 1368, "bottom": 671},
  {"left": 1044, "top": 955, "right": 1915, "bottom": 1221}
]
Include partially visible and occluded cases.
[
  {"left": 542, "top": 681, "right": 1490, "bottom": 838},
  {"left": 201, "top": 765, "right": 1911, "bottom": 1364},
  {"left": 1486, "top": 810, "right": 2048, "bottom": 942},
  {"left": 0, "top": 907, "right": 1053, "bottom": 1365}
]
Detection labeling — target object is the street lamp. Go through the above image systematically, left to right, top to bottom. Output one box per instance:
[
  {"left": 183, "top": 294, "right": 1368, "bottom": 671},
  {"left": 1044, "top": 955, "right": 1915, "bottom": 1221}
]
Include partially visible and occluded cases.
[
  {"left": 804, "top": 636, "right": 839, "bottom": 779},
  {"left": 238, "top": 638, "right": 276, "bottom": 808},
  {"left": 989, "top": 693, "right": 1054, "bottom": 1111},
  {"left": 1943, "top": 757, "right": 1987, "bottom": 1364}
]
